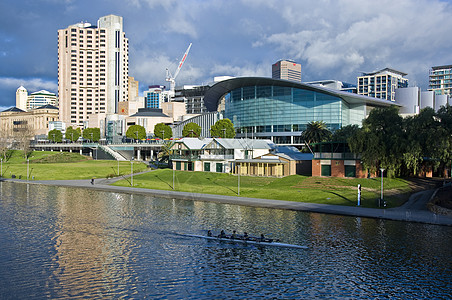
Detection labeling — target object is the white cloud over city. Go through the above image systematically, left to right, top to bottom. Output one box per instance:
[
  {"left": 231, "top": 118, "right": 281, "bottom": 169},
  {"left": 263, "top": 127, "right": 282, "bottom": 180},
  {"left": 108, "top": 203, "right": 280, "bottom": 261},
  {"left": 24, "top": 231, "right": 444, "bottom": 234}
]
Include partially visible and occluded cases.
[{"left": 1, "top": 0, "right": 451, "bottom": 107}]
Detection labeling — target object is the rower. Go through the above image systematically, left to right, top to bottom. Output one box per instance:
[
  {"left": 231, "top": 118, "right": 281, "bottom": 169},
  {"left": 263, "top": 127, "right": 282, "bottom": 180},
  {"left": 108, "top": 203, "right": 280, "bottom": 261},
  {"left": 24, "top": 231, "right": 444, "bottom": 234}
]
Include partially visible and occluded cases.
[
  {"left": 207, "top": 230, "right": 212, "bottom": 237},
  {"left": 218, "top": 230, "right": 226, "bottom": 238},
  {"left": 230, "top": 230, "right": 237, "bottom": 239},
  {"left": 243, "top": 232, "right": 249, "bottom": 240},
  {"left": 260, "top": 234, "right": 273, "bottom": 243}
]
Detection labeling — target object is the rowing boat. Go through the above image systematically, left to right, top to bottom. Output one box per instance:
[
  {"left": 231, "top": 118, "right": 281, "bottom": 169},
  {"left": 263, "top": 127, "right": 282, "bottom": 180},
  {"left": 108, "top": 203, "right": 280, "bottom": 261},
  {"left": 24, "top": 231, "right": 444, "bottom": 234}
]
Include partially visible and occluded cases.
[{"left": 186, "top": 234, "right": 308, "bottom": 249}]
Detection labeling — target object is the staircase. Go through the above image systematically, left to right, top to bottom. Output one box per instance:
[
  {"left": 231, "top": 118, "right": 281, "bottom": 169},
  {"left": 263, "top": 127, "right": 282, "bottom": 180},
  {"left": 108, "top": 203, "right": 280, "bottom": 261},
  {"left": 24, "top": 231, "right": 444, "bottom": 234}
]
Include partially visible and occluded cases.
[{"left": 99, "top": 145, "right": 127, "bottom": 161}]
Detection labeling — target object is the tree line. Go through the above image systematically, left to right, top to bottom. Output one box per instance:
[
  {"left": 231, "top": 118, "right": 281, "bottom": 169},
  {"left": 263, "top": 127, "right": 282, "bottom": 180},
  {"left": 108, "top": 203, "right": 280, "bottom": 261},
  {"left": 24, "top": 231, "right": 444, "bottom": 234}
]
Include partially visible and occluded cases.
[
  {"left": 302, "top": 105, "right": 452, "bottom": 177},
  {"left": 46, "top": 118, "right": 236, "bottom": 142}
]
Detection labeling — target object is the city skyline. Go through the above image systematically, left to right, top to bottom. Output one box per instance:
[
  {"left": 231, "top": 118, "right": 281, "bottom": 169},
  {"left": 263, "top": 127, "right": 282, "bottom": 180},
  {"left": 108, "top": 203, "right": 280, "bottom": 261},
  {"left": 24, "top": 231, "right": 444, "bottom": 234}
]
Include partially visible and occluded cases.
[{"left": 1, "top": 0, "right": 452, "bottom": 111}]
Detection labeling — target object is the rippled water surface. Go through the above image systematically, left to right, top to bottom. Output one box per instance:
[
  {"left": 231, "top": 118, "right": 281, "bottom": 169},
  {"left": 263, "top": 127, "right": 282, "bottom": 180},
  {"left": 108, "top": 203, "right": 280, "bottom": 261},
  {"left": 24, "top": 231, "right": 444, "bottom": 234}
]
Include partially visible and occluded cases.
[{"left": 0, "top": 182, "right": 451, "bottom": 299}]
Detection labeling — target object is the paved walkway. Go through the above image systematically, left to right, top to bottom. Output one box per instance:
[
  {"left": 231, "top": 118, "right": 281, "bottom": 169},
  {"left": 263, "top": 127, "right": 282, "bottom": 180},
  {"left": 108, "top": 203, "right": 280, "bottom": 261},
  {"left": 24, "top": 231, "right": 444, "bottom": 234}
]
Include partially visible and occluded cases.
[{"left": 4, "top": 174, "right": 452, "bottom": 226}]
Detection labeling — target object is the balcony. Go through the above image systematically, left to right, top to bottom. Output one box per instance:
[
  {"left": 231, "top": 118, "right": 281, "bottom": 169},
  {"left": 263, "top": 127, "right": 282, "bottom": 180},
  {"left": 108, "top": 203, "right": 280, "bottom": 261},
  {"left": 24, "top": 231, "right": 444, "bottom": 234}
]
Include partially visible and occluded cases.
[{"left": 200, "top": 154, "right": 234, "bottom": 160}]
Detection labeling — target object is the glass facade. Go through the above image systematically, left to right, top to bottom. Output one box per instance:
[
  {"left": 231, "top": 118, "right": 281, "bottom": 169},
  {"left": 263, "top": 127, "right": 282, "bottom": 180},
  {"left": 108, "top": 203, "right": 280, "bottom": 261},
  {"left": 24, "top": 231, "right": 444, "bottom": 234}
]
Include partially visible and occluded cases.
[
  {"left": 225, "top": 85, "right": 349, "bottom": 136},
  {"left": 145, "top": 92, "right": 160, "bottom": 108}
]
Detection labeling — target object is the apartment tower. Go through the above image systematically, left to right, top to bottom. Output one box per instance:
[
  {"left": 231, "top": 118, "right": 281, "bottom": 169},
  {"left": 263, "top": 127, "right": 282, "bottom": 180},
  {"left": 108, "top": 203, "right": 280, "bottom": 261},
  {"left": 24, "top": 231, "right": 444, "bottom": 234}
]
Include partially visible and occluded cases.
[
  {"left": 58, "top": 15, "right": 129, "bottom": 127},
  {"left": 272, "top": 60, "right": 302, "bottom": 82},
  {"left": 429, "top": 65, "right": 452, "bottom": 96},
  {"left": 357, "top": 68, "right": 408, "bottom": 101}
]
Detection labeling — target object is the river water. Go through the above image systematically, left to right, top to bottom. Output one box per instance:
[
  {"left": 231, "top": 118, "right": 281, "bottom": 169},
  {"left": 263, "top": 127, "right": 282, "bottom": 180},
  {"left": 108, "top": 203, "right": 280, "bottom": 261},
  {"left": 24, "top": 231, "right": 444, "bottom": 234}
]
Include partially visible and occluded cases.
[{"left": 0, "top": 182, "right": 450, "bottom": 299}]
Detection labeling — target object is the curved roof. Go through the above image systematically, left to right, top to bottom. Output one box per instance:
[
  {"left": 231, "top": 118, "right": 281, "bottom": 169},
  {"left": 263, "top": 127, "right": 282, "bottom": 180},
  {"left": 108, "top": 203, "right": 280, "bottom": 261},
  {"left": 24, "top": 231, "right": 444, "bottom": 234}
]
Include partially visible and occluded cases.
[{"left": 203, "top": 77, "right": 399, "bottom": 112}]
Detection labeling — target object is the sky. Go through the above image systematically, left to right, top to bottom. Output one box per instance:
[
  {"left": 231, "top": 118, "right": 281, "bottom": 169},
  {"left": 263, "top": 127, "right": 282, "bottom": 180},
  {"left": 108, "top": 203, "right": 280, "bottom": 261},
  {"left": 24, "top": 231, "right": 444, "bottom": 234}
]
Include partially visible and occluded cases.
[{"left": 1, "top": 0, "right": 452, "bottom": 111}]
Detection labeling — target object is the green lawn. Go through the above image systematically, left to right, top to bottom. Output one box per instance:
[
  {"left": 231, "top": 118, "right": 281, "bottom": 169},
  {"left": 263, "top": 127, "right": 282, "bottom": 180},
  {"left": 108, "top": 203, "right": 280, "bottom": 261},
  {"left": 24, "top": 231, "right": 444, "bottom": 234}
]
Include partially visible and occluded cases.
[
  {"left": 1, "top": 150, "right": 148, "bottom": 180},
  {"left": 2, "top": 150, "right": 418, "bottom": 208},
  {"left": 112, "top": 169, "right": 414, "bottom": 208}
]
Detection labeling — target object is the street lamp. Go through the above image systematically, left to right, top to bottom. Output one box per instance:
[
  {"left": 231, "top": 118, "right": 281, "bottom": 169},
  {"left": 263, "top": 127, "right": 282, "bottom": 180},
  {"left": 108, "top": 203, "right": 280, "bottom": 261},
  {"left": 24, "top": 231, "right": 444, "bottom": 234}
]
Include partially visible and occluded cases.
[
  {"left": 222, "top": 128, "right": 226, "bottom": 138},
  {"left": 161, "top": 130, "right": 165, "bottom": 141},
  {"left": 135, "top": 131, "right": 139, "bottom": 143},
  {"left": 52, "top": 133, "right": 56, "bottom": 143},
  {"left": 90, "top": 133, "right": 94, "bottom": 143},
  {"left": 131, "top": 156, "right": 134, "bottom": 186},
  {"left": 1, "top": 158, "right": 2, "bottom": 178},
  {"left": 27, "top": 159, "right": 29, "bottom": 181},
  {"left": 238, "top": 164, "right": 240, "bottom": 196},
  {"left": 380, "top": 168, "right": 385, "bottom": 207}
]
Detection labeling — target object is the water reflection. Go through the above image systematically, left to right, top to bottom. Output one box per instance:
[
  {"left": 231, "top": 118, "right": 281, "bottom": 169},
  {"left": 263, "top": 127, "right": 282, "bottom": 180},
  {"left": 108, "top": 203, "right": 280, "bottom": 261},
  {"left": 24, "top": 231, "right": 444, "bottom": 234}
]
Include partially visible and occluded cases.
[{"left": 0, "top": 182, "right": 450, "bottom": 299}]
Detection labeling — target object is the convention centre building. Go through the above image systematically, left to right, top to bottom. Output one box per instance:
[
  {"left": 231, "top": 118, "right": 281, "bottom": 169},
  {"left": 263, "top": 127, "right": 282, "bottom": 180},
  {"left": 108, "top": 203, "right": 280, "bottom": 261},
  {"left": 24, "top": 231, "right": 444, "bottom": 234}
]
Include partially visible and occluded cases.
[{"left": 204, "top": 77, "right": 397, "bottom": 145}]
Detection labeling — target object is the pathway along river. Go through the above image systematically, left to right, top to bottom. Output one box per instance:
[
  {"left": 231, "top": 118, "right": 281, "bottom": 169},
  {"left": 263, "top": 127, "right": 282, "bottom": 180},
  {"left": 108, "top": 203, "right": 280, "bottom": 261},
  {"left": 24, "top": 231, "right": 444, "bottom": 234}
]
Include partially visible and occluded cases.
[{"left": 0, "top": 182, "right": 450, "bottom": 299}]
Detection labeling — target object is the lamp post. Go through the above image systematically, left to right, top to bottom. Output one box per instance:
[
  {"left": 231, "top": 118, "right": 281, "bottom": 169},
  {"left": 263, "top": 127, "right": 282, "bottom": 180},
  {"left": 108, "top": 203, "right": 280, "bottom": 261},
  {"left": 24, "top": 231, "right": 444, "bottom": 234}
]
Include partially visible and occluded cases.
[
  {"left": 222, "top": 128, "right": 226, "bottom": 138},
  {"left": 161, "top": 130, "right": 165, "bottom": 142},
  {"left": 135, "top": 131, "right": 139, "bottom": 143},
  {"left": 71, "top": 132, "right": 74, "bottom": 143},
  {"left": 52, "top": 133, "right": 55, "bottom": 143},
  {"left": 90, "top": 133, "right": 94, "bottom": 143},
  {"left": 131, "top": 156, "right": 134, "bottom": 186},
  {"left": 1, "top": 158, "right": 2, "bottom": 178},
  {"left": 27, "top": 159, "right": 29, "bottom": 181},
  {"left": 118, "top": 160, "right": 120, "bottom": 176},
  {"left": 238, "top": 164, "right": 240, "bottom": 196},
  {"left": 173, "top": 166, "right": 175, "bottom": 190},
  {"left": 380, "top": 168, "right": 385, "bottom": 207}
]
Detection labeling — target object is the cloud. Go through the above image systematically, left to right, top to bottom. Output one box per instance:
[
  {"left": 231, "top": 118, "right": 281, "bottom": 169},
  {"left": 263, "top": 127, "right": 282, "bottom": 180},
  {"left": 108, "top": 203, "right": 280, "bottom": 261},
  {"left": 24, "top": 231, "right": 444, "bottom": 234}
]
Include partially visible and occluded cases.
[
  {"left": 252, "top": 0, "right": 452, "bottom": 83},
  {"left": 0, "top": 77, "right": 57, "bottom": 93}
]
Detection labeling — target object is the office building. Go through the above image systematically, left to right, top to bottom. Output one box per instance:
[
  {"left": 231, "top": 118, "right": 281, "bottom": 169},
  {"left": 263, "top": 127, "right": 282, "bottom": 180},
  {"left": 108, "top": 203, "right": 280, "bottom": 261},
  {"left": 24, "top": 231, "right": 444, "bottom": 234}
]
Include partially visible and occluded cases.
[
  {"left": 58, "top": 14, "right": 129, "bottom": 128},
  {"left": 272, "top": 60, "right": 301, "bottom": 82},
  {"left": 429, "top": 65, "right": 452, "bottom": 96},
  {"left": 357, "top": 68, "right": 408, "bottom": 101},
  {"left": 128, "top": 76, "right": 139, "bottom": 101},
  {"left": 144, "top": 85, "right": 165, "bottom": 109},
  {"left": 173, "top": 85, "right": 210, "bottom": 114},
  {"left": 27, "top": 90, "right": 58, "bottom": 110}
]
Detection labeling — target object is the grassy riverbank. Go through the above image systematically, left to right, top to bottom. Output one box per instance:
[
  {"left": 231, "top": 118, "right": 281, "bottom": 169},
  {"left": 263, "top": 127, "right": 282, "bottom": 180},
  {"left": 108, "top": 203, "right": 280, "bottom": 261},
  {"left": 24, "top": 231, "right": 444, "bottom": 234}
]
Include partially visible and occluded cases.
[
  {"left": 0, "top": 150, "right": 147, "bottom": 180},
  {"left": 2, "top": 150, "right": 427, "bottom": 208},
  {"left": 112, "top": 169, "right": 416, "bottom": 208}
]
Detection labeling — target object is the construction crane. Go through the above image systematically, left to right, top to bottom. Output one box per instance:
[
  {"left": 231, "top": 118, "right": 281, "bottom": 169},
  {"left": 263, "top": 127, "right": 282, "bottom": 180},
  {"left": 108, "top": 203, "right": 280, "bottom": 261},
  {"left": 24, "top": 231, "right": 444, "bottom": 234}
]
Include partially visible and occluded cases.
[{"left": 166, "top": 43, "right": 192, "bottom": 99}]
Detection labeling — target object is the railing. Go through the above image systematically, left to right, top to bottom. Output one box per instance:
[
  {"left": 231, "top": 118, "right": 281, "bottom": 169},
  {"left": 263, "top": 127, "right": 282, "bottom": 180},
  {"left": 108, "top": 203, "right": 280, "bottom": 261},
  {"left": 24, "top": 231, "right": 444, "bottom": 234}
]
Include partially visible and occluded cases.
[
  {"left": 170, "top": 154, "right": 199, "bottom": 160},
  {"left": 199, "top": 154, "right": 234, "bottom": 160}
]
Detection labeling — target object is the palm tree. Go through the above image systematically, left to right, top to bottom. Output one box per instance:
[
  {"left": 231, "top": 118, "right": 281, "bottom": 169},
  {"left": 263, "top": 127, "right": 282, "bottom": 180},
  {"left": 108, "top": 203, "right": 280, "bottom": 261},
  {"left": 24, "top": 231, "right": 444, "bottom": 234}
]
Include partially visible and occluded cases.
[{"left": 302, "top": 121, "right": 332, "bottom": 146}]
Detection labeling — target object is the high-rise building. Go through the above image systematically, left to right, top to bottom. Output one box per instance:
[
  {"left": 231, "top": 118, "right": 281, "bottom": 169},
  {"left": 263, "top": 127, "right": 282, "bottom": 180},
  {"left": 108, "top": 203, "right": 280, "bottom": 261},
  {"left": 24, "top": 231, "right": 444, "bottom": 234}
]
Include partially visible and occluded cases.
[
  {"left": 58, "top": 14, "right": 129, "bottom": 127},
  {"left": 272, "top": 60, "right": 301, "bottom": 82},
  {"left": 429, "top": 65, "right": 452, "bottom": 96},
  {"left": 357, "top": 68, "right": 408, "bottom": 101},
  {"left": 128, "top": 76, "right": 139, "bottom": 101},
  {"left": 144, "top": 85, "right": 165, "bottom": 109},
  {"left": 16, "top": 86, "right": 28, "bottom": 111},
  {"left": 27, "top": 90, "right": 58, "bottom": 110}
]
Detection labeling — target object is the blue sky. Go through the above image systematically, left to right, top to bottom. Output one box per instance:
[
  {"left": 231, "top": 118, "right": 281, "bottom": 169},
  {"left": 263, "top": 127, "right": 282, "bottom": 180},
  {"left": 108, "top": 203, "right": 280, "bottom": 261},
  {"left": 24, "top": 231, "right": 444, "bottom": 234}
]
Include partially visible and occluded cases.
[{"left": 1, "top": 0, "right": 452, "bottom": 110}]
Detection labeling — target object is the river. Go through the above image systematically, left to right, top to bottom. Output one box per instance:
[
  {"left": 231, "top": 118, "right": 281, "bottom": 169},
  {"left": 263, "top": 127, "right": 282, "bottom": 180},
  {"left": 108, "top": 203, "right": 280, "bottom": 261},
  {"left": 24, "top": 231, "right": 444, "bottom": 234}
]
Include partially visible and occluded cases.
[{"left": 0, "top": 182, "right": 450, "bottom": 299}]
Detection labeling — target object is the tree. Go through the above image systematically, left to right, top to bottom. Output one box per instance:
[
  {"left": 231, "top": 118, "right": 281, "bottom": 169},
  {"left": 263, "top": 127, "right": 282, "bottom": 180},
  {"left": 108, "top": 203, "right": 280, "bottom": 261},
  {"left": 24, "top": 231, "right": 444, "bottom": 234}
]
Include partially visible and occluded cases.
[
  {"left": 348, "top": 106, "right": 405, "bottom": 177},
  {"left": 404, "top": 107, "right": 452, "bottom": 176},
  {"left": 210, "top": 118, "right": 236, "bottom": 138},
  {"left": 301, "top": 121, "right": 332, "bottom": 145},
  {"left": 182, "top": 122, "right": 201, "bottom": 137},
  {"left": 154, "top": 123, "right": 172, "bottom": 139},
  {"left": 331, "top": 124, "right": 359, "bottom": 142},
  {"left": 126, "top": 125, "right": 146, "bottom": 140},
  {"left": 65, "top": 126, "right": 81, "bottom": 142},
  {"left": 82, "top": 128, "right": 101, "bottom": 142},
  {"left": 48, "top": 129, "right": 63, "bottom": 143}
]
